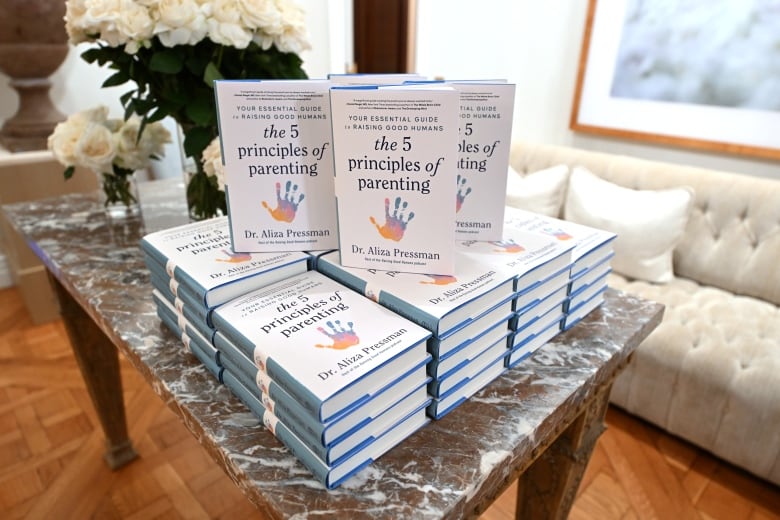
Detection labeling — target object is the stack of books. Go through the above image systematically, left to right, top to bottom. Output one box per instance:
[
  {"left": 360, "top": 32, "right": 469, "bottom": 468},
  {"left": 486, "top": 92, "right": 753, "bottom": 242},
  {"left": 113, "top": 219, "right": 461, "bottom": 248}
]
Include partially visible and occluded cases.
[
  {"left": 503, "top": 207, "right": 616, "bottom": 331},
  {"left": 140, "top": 217, "right": 310, "bottom": 379},
  {"left": 456, "top": 226, "right": 575, "bottom": 369},
  {"left": 316, "top": 251, "right": 516, "bottom": 419},
  {"left": 210, "top": 270, "right": 432, "bottom": 489}
]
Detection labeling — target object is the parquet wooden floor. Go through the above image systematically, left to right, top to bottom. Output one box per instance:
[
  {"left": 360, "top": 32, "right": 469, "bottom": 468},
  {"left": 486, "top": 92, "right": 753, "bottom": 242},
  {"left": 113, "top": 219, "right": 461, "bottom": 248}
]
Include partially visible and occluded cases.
[{"left": 1, "top": 286, "right": 778, "bottom": 519}]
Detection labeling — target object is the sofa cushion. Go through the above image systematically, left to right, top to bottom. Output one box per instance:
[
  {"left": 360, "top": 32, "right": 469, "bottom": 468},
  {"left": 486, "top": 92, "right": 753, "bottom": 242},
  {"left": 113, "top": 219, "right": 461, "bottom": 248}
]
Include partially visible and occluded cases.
[
  {"left": 505, "top": 164, "right": 569, "bottom": 218},
  {"left": 565, "top": 167, "right": 694, "bottom": 283},
  {"left": 608, "top": 273, "right": 780, "bottom": 485}
]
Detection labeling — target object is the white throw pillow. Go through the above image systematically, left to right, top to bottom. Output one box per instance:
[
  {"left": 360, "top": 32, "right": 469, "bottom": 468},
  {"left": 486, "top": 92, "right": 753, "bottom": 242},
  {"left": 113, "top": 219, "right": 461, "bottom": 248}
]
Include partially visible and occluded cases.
[
  {"left": 505, "top": 164, "right": 569, "bottom": 217},
  {"left": 564, "top": 167, "right": 694, "bottom": 283}
]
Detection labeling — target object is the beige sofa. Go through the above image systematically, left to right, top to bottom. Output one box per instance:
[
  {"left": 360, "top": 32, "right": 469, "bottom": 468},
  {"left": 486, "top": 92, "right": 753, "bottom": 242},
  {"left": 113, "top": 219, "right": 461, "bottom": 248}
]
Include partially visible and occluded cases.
[{"left": 508, "top": 140, "right": 780, "bottom": 485}]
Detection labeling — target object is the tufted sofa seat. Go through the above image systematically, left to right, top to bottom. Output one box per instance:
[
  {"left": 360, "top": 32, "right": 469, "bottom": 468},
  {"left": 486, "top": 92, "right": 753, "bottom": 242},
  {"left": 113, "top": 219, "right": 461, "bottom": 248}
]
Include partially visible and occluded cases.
[{"left": 509, "top": 140, "right": 780, "bottom": 485}]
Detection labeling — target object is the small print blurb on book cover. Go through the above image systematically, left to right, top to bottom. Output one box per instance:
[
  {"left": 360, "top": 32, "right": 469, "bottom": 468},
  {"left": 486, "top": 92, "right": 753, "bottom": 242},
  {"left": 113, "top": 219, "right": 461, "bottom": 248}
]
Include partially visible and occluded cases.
[
  {"left": 215, "top": 79, "right": 338, "bottom": 253},
  {"left": 451, "top": 81, "right": 515, "bottom": 241},
  {"left": 329, "top": 84, "right": 459, "bottom": 275}
]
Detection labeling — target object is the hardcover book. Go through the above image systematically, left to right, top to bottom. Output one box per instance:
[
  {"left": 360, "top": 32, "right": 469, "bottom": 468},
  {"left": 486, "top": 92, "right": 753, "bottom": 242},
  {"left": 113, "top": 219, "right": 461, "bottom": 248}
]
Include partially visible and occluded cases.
[
  {"left": 214, "top": 80, "right": 339, "bottom": 252},
  {"left": 449, "top": 81, "right": 516, "bottom": 241},
  {"left": 329, "top": 83, "right": 460, "bottom": 274},
  {"left": 503, "top": 206, "right": 616, "bottom": 279},
  {"left": 140, "top": 217, "right": 310, "bottom": 308},
  {"left": 455, "top": 225, "right": 574, "bottom": 295},
  {"left": 316, "top": 250, "right": 516, "bottom": 338},
  {"left": 569, "top": 254, "right": 613, "bottom": 296},
  {"left": 513, "top": 268, "right": 569, "bottom": 315},
  {"left": 210, "top": 271, "right": 431, "bottom": 422},
  {"left": 511, "top": 284, "right": 568, "bottom": 331},
  {"left": 562, "top": 287, "right": 608, "bottom": 330},
  {"left": 153, "top": 289, "right": 218, "bottom": 361},
  {"left": 508, "top": 303, "right": 564, "bottom": 350},
  {"left": 506, "top": 316, "right": 563, "bottom": 368},
  {"left": 427, "top": 320, "right": 510, "bottom": 380},
  {"left": 216, "top": 329, "right": 430, "bottom": 451},
  {"left": 428, "top": 332, "right": 509, "bottom": 398},
  {"left": 427, "top": 354, "right": 507, "bottom": 419},
  {"left": 221, "top": 367, "right": 429, "bottom": 466},
  {"left": 222, "top": 367, "right": 430, "bottom": 489}
]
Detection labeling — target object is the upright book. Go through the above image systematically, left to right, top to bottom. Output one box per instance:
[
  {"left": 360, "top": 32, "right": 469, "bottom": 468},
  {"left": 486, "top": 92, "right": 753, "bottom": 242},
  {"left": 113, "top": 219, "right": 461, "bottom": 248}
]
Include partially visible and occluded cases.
[
  {"left": 214, "top": 79, "right": 339, "bottom": 252},
  {"left": 450, "top": 81, "right": 516, "bottom": 241},
  {"left": 329, "top": 83, "right": 460, "bottom": 274},
  {"left": 140, "top": 217, "right": 310, "bottom": 308},
  {"left": 210, "top": 271, "right": 431, "bottom": 422}
]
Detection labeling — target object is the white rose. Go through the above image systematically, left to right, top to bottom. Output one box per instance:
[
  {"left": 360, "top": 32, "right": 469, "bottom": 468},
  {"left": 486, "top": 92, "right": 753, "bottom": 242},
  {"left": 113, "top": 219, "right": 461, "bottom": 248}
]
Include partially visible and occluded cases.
[
  {"left": 65, "top": 0, "right": 90, "bottom": 43},
  {"left": 154, "top": 0, "right": 208, "bottom": 46},
  {"left": 207, "top": 0, "right": 252, "bottom": 48},
  {"left": 236, "top": 0, "right": 282, "bottom": 32},
  {"left": 271, "top": 0, "right": 311, "bottom": 54},
  {"left": 115, "top": 1, "right": 155, "bottom": 44},
  {"left": 48, "top": 106, "right": 110, "bottom": 167},
  {"left": 74, "top": 122, "right": 117, "bottom": 173},
  {"left": 202, "top": 137, "right": 226, "bottom": 191}
]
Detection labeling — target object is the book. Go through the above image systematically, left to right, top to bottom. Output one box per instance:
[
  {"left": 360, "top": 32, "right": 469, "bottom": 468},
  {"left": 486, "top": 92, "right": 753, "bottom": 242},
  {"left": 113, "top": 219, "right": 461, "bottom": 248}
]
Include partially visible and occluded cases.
[
  {"left": 214, "top": 80, "right": 339, "bottom": 252},
  {"left": 449, "top": 81, "right": 516, "bottom": 241},
  {"left": 329, "top": 83, "right": 460, "bottom": 274},
  {"left": 503, "top": 206, "right": 616, "bottom": 279},
  {"left": 140, "top": 217, "right": 310, "bottom": 308},
  {"left": 455, "top": 225, "right": 574, "bottom": 295},
  {"left": 316, "top": 250, "right": 516, "bottom": 338},
  {"left": 569, "top": 253, "right": 613, "bottom": 296},
  {"left": 148, "top": 267, "right": 216, "bottom": 333},
  {"left": 514, "top": 268, "right": 569, "bottom": 315},
  {"left": 565, "top": 270, "right": 610, "bottom": 314},
  {"left": 210, "top": 271, "right": 431, "bottom": 422},
  {"left": 511, "top": 284, "right": 568, "bottom": 331},
  {"left": 562, "top": 287, "right": 608, "bottom": 330},
  {"left": 152, "top": 289, "right": 218, "bottom": 361},
  {"left": 153, "top": 291, "right": 222, "bottom": 380},
  {"left": 508, "top": 303, "right": 564, "bottom": 350},
  {"left": 506, "top": 315, "right": 563, "bottom": 368},
  {"left": 427, "top": 319, "right": 510, "bottom": 380},
  {"left": 216, "top": 329, "right": 430, "bottom": 450},
  {"left": 428, "top": 331, "right": 509, "bottom": 398},
  {"left": 427, "top": 354, "right": 507, "bottom": 419},
  {"left": 221, "top": 367, "right": 429, "bottom": 466},
  {"left": 221, "top": 368, "right": 430, "bottom": 489}
]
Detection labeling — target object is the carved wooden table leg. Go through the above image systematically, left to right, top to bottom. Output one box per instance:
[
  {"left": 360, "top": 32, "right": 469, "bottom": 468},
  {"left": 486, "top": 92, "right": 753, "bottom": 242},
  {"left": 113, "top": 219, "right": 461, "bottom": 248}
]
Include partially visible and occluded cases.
[
  {"left": 49, "top": 273, "right": 138, "bottom": 469},
  {"left": 515, "top": 382, "right": 613, "bottom": 520}
]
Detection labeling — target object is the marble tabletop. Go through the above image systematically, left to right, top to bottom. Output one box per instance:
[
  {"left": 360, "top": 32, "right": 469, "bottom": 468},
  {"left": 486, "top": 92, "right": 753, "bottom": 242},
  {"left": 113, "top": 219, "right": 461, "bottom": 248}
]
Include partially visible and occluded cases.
[{"left": 1, "top": 179, "right": 664, "bottom": 519}]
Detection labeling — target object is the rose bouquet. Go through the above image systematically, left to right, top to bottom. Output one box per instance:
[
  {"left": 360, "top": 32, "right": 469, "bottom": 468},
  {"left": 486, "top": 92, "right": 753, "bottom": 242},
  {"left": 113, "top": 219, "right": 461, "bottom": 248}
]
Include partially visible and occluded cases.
[
  {"left": 64, "top": 0, "right": 310, "bottom": 219},
  {"left": 48, "top": 105, "right": 172, "bottom": 208}
]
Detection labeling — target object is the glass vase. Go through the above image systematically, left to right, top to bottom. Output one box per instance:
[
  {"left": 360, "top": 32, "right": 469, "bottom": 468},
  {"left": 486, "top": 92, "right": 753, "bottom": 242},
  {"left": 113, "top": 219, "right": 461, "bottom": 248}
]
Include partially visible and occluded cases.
[{"left": 95, "top": 169, "right": 141, "bottom": 220}]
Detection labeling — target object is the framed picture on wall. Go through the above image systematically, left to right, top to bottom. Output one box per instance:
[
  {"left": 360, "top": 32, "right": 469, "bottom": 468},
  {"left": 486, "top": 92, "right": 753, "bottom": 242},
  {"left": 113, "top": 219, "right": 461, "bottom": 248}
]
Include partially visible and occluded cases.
[{"left": 570, "top": 0, "right": 780, "bottom": 161}]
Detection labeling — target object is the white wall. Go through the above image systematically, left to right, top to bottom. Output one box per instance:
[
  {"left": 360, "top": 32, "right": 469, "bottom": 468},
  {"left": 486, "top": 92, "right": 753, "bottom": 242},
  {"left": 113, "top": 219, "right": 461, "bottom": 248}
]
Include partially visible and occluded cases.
[{"left": 414, "top": 0, "right": 780, "bottom": 180}]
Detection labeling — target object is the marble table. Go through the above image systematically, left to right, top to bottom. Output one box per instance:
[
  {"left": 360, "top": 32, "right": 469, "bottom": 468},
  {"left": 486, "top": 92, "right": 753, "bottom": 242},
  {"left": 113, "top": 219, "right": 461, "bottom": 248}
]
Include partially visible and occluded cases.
[{"left": 2, "top": 179, "right": 663, "bottom": 519}]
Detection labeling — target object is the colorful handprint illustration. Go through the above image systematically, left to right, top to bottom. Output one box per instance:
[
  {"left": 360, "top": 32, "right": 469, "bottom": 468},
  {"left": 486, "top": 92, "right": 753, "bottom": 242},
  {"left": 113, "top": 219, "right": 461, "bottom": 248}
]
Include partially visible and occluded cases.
[
  {"left": 456, "top": 174, "right": 472, "bottom": 212},
  {"left": 262, "top": 181, "right": 304, "bottom": 223},
  {"left": 369, "top": 197, "right": 415, "bottom": 241},
  {"left": 491, "top": 239, "right": 525, "bottom": 253},
  {"left": 215, "top": 249, "right": 252, "bottom": 263},
  {"left": 420, "top": 274, "right": 457, "bottom": 285},
  {"left": 314, "top": 320, "right": 360, "bottom": 350}
]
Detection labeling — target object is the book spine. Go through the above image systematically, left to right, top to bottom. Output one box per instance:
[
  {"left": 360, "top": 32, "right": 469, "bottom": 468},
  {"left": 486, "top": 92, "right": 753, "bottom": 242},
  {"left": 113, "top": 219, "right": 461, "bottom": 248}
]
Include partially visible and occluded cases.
[{"left": 150, "top": 271, "right": 213, "bottom": 333}]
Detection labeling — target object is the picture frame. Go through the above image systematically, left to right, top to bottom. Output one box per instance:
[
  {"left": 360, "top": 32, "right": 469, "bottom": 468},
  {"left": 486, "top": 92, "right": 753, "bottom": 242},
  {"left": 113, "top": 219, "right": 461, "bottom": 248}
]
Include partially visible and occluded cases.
[{"left": 570, "top": 0, "right": 780, "bottom": 161}]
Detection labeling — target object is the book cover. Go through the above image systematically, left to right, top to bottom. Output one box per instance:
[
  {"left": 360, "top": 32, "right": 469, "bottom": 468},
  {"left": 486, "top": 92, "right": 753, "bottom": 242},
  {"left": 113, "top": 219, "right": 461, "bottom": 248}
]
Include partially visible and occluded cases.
[
  {"left": 327, "top": 73, "right": 427, "bottom": 85},
  {"left": 214, "top": 80, "right": 339, "bottom": 252},
  {"left": 450, "top": 82, "right": 516, "bottom": 241},
  {"left": 329, "top": 84, "right": 459, "bottom": 274},
  {"left": 503, "top": 206, "right": 616, "bottom": 278},
  {"left": 140, "top": 217, "right": 310, "bottom": 308},
  {"left": 455, "top": 225, "right": 574, "bottom": 295},
  {"left": 316, "top": 250, "right": 515, "bottom": 337},
  {"left": 569, "top": 253, "right": 613, "bottom": 295},
  {"left": 514, "top": 268, "right": 569, "bottom": 315},
  {"left": 565, "top": 270, "right": 610, "bottom": 313},
  {"left": 210, "top": 271, "right": 431, "bottom": 422},
  {"left": 562, "top": 287, "right": 608, "bottom": 330},
  {"left": 152, "top": 289, "right": 218, "bottom": 359},
  {"left": 426, "top": 296, "right": 513, "bottom": 360},
  {"left": 508, "top": 304, "right": 564, "bottom": 350},
  {"left": 427, "top": 319, "right": 510, "bottom": 380},
  {"left": 216, "top": 329, "right": 430, "bottom": 449},
  {"left": 427, "top": 355, "right": 507, "bottom": 419},
  {"left": 222, "top": 368, "right": 430, "bottom": 489}
]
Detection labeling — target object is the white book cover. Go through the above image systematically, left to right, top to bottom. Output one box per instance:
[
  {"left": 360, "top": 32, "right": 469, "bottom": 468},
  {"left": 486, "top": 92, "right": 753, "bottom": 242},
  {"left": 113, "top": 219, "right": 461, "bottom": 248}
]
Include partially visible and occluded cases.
[
  {"left": 327, "top": 73, "right": 427, "bottom": 85},
  {"left": 214, "top": 80, "right": 338, "bottom": 252},
  {"left": 451, "top": 82, "right": 516, "bottom": 240},
  {"left": 329, "top": 84, "right": 460, "bottom": 275},
  {"left": 503, "top": 206, "right": 616, "bottom": 274},
  {"left": 140, "top": 217, "right": 310, "bottom": 308},
  {"left": 456, "top": 225, "right": 574, "bottom": 293},
  {"left": 211, "top": 271, "right": 431, "bottom": 421}
]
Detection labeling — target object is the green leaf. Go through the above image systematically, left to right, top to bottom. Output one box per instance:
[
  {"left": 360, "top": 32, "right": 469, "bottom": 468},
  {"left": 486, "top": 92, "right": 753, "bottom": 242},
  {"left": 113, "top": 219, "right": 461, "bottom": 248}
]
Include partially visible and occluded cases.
[
  {"left": 80, "top": 48, "right": 104, "bottom": 64},
  {"left": 149, "top": 50, "right": 184, "bottom": 74},
  {"left": 203, "top": 61, "right": 223, "bottom": 86},
  {"left": 102, "top": 71, "right": 130, "bottom": 88},
  {"left": 146, "top": 108, "right": 168, "bottom": 123},
  {"left": 183, "top": 127, "right": 213, "bottom": 158},
  {"left": 63, "top": 166, "right": 75, "bottom": 180}
]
